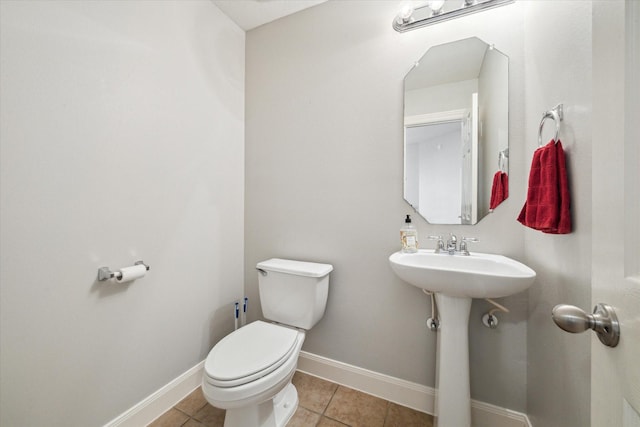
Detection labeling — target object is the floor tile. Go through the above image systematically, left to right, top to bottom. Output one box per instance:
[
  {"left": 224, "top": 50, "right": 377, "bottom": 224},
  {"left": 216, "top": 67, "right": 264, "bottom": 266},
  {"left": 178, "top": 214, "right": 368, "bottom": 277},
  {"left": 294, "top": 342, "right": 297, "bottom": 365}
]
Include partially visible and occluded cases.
[
  {"left": 153, "top": 370, "right": 436, "bottom": 427},
  {"left": 292, "top": 371, "right": 339, "bottom": 414},
  {"left": 324, "top": 386, "right": 388, "bottom": 427},
  {"left": 175, "top": 387, "right": 208, "bottom": 416},
  {"left": 384, "top": 402, "right": 434, "bottom": 427},
  {"left": 192, "top": 404, "right": 225, "bottom": 427},
  {"left": 286, "top": 406, "right": 322, "bottom": 427},
  {"left": 148, "top": 408, "right": 190, "bottom": 427},
  {"left": 317, "top": 416, "right": 350, "bottom": 427}
]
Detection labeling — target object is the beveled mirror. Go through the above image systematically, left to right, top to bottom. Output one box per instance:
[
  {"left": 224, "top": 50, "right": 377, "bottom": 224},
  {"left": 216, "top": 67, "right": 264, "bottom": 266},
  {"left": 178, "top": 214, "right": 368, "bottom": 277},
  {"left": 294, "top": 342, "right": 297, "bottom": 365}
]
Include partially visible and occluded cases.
[{"left": 403, "top": 37, "right": 509, "bottom": 224}]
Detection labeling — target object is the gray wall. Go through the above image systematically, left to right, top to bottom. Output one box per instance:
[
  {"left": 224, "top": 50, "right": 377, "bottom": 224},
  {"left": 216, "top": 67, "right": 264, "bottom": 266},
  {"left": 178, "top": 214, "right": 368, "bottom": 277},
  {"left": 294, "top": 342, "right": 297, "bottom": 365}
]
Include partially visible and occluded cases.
[
  {"left": 246, "top": 0, "right": 529, "bottom": 412},
  {"left": 0, "top": 1, "right": 596, "bottom": 425},
  {"left": 246, "top": 1, "right": 595, "bottom": 422},
  {"left": 0, "top": 2, "right": 245, "bottom": 426},
  {"left": 523, "top": 2, "right": 593, "bottom": 426}
]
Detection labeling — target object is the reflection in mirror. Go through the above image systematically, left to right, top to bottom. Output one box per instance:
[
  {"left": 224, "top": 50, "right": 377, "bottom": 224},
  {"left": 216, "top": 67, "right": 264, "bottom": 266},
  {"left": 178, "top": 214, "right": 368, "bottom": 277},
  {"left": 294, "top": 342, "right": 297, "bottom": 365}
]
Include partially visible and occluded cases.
[{"left": 403, "top": 37, "right": 508, "bottom": 225}]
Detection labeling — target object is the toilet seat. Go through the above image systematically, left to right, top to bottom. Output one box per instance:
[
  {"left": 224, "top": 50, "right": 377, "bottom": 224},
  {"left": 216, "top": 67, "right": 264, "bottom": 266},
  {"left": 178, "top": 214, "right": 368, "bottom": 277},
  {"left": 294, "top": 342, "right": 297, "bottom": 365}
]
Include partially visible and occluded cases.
[{"left": 204, "top": 321, "right": 299, "bottom": 388}]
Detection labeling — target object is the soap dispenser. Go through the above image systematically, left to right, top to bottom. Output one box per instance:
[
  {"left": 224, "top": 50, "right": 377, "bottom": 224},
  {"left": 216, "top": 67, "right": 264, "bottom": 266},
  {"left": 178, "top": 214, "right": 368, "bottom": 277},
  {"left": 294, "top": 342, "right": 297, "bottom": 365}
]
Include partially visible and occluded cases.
[{"left": 400, "top": 214, "right": 418, "bottom": 253}]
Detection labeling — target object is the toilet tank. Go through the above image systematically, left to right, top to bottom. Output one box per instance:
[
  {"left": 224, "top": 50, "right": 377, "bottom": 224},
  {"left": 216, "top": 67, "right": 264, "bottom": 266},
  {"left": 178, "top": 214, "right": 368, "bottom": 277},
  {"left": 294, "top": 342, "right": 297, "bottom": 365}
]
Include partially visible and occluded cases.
[{"left": 256, "top": 258, "right": 333, "bottom": 330}]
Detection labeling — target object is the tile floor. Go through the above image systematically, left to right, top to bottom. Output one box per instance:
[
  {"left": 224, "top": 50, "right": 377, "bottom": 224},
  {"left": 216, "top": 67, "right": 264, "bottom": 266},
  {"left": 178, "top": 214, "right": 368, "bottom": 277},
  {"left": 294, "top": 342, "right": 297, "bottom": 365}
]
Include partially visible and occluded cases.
[{"left": 148, "top": 371, "right": 434, "bottom": 427}]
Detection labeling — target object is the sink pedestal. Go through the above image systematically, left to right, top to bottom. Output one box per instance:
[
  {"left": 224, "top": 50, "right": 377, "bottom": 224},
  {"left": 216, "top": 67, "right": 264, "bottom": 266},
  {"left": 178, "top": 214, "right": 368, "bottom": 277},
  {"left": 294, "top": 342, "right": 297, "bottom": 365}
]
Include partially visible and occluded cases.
[
  {"left": 388, "top": 250, "right": 537, "bottom": 427},
  {"left": 434, "top": 294, "right": 472, "bottom": 427}
]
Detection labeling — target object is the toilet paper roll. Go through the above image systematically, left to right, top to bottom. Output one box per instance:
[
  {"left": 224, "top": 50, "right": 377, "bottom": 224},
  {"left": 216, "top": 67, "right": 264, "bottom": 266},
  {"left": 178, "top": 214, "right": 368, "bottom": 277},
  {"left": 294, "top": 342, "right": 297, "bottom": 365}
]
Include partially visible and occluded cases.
[{"left": 116, "top": 264, "right": 147, "bottom": 283}]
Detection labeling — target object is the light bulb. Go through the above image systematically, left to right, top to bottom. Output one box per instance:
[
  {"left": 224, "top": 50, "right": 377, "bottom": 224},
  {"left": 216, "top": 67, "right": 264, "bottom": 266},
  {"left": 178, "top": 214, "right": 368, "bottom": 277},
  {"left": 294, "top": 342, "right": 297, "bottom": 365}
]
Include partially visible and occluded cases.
[
  {"left": 428, "top": 0, "right": 445, "bottom": 14},
  {"left": 398, "top": 4, "right": 415, "bottom": 23}
]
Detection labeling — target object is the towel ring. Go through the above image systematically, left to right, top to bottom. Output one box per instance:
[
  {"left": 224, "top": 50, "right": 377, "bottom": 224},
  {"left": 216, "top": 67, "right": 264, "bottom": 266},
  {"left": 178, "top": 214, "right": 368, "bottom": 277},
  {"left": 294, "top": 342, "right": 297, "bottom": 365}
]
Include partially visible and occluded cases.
[
  {"left": 538, "top": 104, "right": 564, "bottom": 147},
  {"left": 498, "top": 149, "right": 508, "bottom": 172}
]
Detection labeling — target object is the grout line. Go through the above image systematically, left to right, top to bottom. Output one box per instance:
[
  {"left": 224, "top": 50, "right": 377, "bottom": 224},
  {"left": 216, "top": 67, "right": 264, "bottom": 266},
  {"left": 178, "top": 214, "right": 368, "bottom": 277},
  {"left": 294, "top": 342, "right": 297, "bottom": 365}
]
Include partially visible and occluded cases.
[
  {"left": 309, "top": 378, "right": 341, "bottom": 427},
  {"left": 323, "top": 383, "right": 339, "bottom": 415},
  {"left": 320, "top": 384, "right": 340, "bottom": 423},
  {"left": 383, "top": 399, "right": 390, "bottom": 425},
  {"left": 174, "top": 407, "right": 191, "bottom": 417},
  {"left": 320, "top": 415, "right": 350, "bottom": 427}
]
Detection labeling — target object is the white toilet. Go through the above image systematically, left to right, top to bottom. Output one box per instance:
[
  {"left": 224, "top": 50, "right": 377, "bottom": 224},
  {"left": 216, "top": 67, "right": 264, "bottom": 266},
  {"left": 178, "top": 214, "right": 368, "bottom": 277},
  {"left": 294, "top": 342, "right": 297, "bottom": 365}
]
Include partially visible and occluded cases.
[{"left": 202, "top": 258, "right": 333, "bottom": 427}]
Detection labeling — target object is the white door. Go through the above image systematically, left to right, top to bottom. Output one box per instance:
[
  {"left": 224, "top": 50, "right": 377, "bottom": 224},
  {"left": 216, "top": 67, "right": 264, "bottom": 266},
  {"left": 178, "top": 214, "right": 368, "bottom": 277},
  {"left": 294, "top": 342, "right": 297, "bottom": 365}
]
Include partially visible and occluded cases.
[{"left": 592, "top": 1, "right": 640, "bottom": 425}]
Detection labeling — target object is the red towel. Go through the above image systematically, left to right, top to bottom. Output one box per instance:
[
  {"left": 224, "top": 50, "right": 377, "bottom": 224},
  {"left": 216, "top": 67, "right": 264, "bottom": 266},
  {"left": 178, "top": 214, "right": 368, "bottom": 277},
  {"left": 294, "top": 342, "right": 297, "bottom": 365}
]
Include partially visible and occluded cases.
[
  {"left": 517, "top": 140, "right": 571, "bottom": 234},
  {"left": 490, "top": 171, "right": 508, "bottom": 210},
  {"left": 502, "top": 172, "right": 509, "bottom": 200}
]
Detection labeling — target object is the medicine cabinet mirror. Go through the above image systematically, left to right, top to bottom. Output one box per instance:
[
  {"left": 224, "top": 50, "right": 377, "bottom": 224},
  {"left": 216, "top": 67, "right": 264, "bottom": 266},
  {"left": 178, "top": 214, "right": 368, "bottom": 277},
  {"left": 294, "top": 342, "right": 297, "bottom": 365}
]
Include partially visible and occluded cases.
[{"left": 403, "top": 37, "right": 509, "bottom": 224}]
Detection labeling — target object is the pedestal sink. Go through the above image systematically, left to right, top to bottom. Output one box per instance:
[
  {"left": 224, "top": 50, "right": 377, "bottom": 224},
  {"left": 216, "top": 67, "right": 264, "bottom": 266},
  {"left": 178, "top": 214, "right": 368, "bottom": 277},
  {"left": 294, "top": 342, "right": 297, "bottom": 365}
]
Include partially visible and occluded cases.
[{"left": 389, "top": 249, "right": 536, "bottom": 427}]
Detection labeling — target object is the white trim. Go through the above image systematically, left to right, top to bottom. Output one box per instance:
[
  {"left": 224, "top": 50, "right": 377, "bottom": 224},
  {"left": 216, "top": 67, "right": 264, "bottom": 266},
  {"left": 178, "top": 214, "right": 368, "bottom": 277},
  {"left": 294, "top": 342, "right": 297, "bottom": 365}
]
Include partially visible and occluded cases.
[
  {"left": 470, "top": 92, "right": 479, "bottom": 224},
  {"left": 405, "top": 109, "right": 467, "bottom": 126},
  {"left": 297, "top": 350, "right": 434, "bottom": 414},
  {"left": 297, "top": 351, "right": 531, "bottom": 427},
  {"left": 102, "top": 352, "right": 532, "bottom": 427},
  {"left": 103, "top": 361, "right": 204, "bottom": 427},
  {"left": 470, "top": 400, "right": 531, "bottom": 427},
  {"left": 525, "top": 413, "right": 534, "bottom": 427}
]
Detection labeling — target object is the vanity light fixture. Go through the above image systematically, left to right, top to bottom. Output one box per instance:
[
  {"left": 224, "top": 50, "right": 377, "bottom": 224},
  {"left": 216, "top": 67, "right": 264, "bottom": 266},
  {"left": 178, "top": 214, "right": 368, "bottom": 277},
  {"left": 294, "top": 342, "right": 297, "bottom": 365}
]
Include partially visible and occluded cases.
[{"left": 393, "top": 0, "right": 514, "bottom": 32}]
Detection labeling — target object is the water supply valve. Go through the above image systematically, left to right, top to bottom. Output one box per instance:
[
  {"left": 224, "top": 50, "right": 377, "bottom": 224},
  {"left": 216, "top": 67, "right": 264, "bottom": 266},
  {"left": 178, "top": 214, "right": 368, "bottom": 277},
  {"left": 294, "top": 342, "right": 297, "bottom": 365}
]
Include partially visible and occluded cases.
[
  {"left": 482, "top": 313, "right": 498, "bottom": 329},
  {"left": 426, "top": 317, "right": 440, "bottom": 331}
]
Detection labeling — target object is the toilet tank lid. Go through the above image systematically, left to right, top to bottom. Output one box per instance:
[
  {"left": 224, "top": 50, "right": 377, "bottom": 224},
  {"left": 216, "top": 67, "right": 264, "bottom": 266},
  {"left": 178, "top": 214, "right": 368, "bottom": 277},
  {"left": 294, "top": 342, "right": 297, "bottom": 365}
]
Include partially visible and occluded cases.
[{"left": 256, "top": 258, "right": 333, "bottom": 278}]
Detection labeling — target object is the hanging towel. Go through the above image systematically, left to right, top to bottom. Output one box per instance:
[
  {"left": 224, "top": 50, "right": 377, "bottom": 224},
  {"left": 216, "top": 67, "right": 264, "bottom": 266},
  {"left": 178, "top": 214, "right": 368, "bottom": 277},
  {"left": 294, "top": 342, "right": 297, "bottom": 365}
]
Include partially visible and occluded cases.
[
  {"left": 517, "top": 140, "right": 571, "bottom": 234},
  {"left": 490, "top": 171, "right": 508, "bottom": 210},
  {"left": 502, "top": 171, "right": 509, "bottom": 200}
]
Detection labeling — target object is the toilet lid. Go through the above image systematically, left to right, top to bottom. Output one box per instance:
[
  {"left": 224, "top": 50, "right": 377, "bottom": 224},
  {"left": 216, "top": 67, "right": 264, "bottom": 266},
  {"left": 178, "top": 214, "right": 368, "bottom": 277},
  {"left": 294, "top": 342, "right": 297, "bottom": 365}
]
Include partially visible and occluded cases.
[{"left": 204, "top": 321, "right": 299, "bottom": 387}]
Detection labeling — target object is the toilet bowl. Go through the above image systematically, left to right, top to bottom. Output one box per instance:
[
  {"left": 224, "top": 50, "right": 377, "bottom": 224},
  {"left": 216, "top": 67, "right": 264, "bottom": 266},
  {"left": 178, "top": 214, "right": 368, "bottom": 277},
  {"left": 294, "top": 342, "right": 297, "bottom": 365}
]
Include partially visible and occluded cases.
[
  {"left": 202, "top": 258, "right": 333, "bottom": 427},
  {"left": 203, "top": 321, "right": 305, "bottom": 426}
]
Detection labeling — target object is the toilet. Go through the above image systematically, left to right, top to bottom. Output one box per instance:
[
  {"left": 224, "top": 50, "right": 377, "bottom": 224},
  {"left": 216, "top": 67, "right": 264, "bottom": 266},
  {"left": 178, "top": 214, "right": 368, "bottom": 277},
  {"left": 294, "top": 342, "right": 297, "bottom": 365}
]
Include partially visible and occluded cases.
[{"left": 202, "top": 258, "right": 333, "bottom": 427}]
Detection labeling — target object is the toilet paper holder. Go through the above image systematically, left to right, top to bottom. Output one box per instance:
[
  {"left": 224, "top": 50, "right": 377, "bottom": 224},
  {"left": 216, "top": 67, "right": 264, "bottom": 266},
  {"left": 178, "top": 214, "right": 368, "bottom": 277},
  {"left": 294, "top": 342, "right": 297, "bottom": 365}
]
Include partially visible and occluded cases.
[{"left": 98, "top": 260, "right": 150, "bottom": 281}]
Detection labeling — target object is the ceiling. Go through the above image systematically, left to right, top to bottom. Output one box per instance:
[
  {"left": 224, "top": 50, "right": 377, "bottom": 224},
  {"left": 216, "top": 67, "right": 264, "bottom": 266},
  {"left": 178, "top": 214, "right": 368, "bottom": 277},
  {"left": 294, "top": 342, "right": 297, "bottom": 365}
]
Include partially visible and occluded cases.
[{"left": 212, "top": 0, "right": 328, "bottom": 31}]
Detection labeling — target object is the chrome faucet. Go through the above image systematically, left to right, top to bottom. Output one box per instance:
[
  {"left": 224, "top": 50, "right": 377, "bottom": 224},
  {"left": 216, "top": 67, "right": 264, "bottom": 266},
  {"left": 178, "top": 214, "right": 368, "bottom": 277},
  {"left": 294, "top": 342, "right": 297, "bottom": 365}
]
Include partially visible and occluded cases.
[
  {"left": 430, "top": 233, "right": 478, "bottom": 255},
  {"left": 446, "top": 233, "right": 458, "bottom": 254},
  {"left": 427, "top": 235, "right": 445, "bottom": 253},
  {"left": 459, "top": 237, "right": 479, "bottom": 256}
]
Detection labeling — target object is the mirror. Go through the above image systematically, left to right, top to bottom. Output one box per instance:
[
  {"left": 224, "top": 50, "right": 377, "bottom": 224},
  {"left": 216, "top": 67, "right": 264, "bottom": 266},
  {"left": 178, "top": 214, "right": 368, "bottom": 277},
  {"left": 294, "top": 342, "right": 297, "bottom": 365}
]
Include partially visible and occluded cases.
[{"left": 403, "top": 37, "right": 509, "bottom": 224}]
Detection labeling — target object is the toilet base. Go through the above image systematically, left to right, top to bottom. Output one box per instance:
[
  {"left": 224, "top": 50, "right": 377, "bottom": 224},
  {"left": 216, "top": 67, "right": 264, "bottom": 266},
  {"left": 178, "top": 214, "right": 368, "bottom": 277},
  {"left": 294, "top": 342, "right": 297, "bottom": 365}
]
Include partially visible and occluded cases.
[{"left": 223, "top": 382, "right": 299, "bottom": 427}]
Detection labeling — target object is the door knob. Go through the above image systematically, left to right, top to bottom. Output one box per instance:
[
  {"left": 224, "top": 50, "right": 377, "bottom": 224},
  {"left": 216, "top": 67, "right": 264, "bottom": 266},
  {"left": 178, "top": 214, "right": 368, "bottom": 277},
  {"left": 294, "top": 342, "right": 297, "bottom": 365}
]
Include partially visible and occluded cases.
[{"left": 552, "top": 303, "right": 620, "bottom": 347}]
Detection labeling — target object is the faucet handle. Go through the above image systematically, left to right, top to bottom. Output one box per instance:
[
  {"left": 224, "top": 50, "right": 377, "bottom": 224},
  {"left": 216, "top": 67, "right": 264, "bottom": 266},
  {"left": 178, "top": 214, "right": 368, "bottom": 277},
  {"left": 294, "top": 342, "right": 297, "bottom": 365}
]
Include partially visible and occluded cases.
[
  {"left": 427, "top": 235, "right": 444, "bottom": 253},
  {"left": 460, "top": 237, "right": 479, "bottom": 255}
]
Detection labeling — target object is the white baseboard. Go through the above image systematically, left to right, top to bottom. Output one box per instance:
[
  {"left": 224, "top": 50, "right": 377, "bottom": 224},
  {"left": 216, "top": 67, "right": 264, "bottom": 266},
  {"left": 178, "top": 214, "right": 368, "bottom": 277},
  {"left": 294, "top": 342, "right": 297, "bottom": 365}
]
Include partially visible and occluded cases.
[
  {"left": 297, "top": 350, "right": 435, "bottom": 414},
  {"left": 297, "top": 351, "right": 531, "bottom": 427},
  {"left": 103, "top": 352, "right": 531, "bottom": 427},
  {"left": 103, "top": 361, "right": 204, "bottom": 427}
]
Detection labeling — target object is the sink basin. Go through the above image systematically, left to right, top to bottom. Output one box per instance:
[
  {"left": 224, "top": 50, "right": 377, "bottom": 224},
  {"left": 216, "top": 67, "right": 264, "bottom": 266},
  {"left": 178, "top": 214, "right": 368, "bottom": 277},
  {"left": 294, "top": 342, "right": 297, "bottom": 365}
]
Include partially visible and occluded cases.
[
  {"left": 389, "top": 249, "right": 536, "bottom": 298},
  {"left": 389, "top": 249, "right": 536, "bottom": 426}
]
